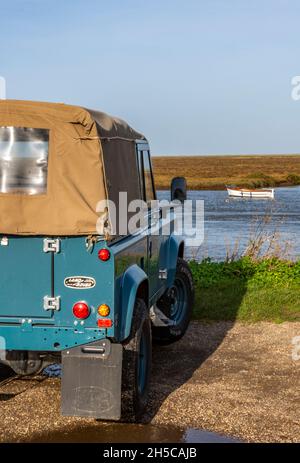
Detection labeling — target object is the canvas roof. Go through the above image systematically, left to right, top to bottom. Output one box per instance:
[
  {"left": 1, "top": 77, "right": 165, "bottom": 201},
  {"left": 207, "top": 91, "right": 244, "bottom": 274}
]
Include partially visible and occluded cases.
[{"left": 0, "top": 100, "right": 145, "bottom": 236}]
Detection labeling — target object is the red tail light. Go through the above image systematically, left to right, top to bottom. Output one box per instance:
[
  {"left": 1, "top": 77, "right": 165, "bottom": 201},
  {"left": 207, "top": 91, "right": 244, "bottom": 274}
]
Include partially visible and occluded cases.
[
  {"left": 98, "top": 248, "right": 110, "bottom": 261},
  {"left": 73, "top": 302, "right": 90, "bottom": 319},
  {"left": 97, "top": 319, "right": 113, "bottom": 328}
]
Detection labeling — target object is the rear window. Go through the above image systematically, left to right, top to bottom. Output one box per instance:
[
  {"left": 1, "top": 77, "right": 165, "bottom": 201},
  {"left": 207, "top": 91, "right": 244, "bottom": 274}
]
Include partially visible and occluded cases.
[{"left": 0, "top": 127, "right": 49, "bottom": 195}]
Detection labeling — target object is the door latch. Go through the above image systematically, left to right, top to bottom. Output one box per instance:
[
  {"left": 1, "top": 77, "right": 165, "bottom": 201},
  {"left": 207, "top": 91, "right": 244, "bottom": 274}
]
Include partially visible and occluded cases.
[
  {"left": 152, "top": 209, "right": 161, "bottom": 221},
  {"left": 43, "top": 238, "right": 61, "bottom": 253},
  {"left": 159, "top": 269, "right": 168, "bottom": 280},
  {"left": 44, "top": 296, "right": 61, "bottom": 311}
]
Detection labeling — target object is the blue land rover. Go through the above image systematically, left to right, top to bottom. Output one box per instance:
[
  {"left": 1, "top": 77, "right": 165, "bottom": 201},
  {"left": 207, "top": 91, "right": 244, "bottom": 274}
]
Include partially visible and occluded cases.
[{"left": 0, "top": 100, "right": 194, "bottom": 421}]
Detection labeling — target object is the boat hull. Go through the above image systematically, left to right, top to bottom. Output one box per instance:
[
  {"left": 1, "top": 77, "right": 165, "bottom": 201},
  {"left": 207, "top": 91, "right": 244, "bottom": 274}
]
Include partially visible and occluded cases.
[{"left": 226, "top": 187, "right": 274, "bottom": 199}]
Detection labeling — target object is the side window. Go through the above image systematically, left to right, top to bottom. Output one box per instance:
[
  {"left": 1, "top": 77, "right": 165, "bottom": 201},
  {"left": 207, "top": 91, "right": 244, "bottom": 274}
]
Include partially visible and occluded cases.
[
  {"left": 102, "top": 139, "right": 142, "bottom": 238},
  {"left": 137, "top": 150, "right": 144, "bottom": 201},
  {"left": 142, "top": 150, "right": 156, "bottom": 203}
]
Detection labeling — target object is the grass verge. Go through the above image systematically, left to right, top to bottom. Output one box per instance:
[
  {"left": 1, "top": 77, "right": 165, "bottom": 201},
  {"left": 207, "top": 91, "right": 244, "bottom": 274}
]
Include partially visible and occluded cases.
[{"left": 189, "top": 257, "right": 300, "bottom": 322}]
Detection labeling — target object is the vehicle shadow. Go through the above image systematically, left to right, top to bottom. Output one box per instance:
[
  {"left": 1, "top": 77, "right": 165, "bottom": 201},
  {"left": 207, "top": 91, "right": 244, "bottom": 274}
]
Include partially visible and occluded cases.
[
  {"left": 142, "top": 279, "right": 248, "bottom": 423},
  {"left": 0, "top": 281, "right": 247, "bottom": 427},
  {"left": 0, "top": 364, "right": 14, "bottom": 382}
]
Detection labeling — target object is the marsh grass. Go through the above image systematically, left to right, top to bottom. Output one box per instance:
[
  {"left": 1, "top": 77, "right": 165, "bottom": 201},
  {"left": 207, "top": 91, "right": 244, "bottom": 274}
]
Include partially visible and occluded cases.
[
  {"left": 153, "top": 155, "right": 300, "bottom": 190},
  {"left": 225, "top": 214, "right": 293, "bottom": 262}
]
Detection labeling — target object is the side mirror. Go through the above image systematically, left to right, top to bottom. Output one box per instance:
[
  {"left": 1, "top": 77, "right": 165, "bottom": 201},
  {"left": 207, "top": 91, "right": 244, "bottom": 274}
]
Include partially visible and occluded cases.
[{"left": 171, "top": 177, "right": 187, "bottom": 203}]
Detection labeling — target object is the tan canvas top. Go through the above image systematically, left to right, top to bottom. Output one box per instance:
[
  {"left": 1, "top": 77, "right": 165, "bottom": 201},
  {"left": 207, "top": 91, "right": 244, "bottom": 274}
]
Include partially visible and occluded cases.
[{"left": 0, "top": 100, "right": 145, "bottom": 236}]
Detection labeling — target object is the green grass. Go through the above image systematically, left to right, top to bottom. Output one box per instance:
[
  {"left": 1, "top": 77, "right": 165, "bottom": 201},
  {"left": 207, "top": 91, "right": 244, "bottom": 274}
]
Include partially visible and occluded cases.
[{"left": 189, "top": 258, "right": 300, "bottom": 322}]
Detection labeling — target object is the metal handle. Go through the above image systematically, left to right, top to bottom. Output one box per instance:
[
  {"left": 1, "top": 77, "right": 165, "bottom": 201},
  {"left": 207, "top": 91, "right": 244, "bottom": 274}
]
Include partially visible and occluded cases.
[{"left": 81, "top": 346, "right": 105, "bottom": 354}]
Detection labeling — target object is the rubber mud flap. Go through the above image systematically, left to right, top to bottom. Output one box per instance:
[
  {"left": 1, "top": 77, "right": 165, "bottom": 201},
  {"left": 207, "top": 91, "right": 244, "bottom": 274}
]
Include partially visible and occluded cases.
[{"left": 61, "top": 340, "right": 123, "bottom": 420}]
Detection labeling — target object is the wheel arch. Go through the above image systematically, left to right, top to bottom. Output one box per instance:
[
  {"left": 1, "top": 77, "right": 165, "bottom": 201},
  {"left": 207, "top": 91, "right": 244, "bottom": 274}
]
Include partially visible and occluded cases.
[
  {"left": 178, "top": 241, "right": 185, "bottom": 259},
  {"left": 119, "top": 264, "right": 149, "bottom": 341},
  {"left": 136, "top": 279, "right": 149, "bottom": 307}
]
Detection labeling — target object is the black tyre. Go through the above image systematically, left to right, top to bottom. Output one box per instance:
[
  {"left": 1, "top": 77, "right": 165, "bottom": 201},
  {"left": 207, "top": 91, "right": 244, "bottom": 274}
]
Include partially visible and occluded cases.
[
  {"left": 152, "top": 258, "right": 194, "bottom": 345},
  {"left": 121, "top": 298, "right": 152, "bottom": 422}
]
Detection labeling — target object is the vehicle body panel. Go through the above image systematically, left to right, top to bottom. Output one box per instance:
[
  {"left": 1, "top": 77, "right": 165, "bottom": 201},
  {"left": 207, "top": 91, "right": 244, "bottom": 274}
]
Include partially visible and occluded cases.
[
  {"left": 0, "top": 229, "right": 184, "bottom": 351},
  {"left": 0, "top": 236, "right": 52, "bottom": 319}
]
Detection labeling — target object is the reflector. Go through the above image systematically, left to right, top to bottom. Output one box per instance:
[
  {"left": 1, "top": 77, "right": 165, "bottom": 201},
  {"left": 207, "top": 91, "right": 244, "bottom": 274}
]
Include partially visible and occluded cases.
[{"left": 97, "top": 319, "right": 113, "bottom": 328}]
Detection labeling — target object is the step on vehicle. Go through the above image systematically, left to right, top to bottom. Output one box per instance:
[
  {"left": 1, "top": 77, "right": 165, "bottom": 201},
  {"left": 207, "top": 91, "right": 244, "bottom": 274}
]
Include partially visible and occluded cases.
[{"left": 0, "top": 100, "right": 194, "bottom": 422}]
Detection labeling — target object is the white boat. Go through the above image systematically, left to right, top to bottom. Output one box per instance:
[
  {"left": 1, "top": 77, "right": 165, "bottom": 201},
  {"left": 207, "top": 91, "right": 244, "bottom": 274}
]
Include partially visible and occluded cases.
[{"left": 226, "top": 186, "right": 274, "bottom": 199}]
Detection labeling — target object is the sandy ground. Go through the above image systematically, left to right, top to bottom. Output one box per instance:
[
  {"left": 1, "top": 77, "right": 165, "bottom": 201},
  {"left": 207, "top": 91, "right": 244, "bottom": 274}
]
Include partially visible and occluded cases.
[{"left": 0, "top": 321, "right": 299, "bottom": 443}]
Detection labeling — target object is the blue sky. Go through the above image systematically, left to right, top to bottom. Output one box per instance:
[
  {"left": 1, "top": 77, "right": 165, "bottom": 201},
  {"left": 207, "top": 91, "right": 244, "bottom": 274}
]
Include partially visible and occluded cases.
[{"left": 1, "top": 0, "right": 300, "bottom": 155}]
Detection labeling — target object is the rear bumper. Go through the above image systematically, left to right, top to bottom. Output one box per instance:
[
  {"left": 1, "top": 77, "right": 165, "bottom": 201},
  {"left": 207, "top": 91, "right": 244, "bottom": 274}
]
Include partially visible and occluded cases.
[{"left": 0, "top": 324, "right": 106, "bottom": 351}]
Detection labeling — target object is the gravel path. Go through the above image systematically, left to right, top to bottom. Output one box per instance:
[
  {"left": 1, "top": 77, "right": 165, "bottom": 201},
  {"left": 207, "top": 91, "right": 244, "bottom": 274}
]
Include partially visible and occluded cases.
[{"left": 0, "top": 321, "right": 299, "bottom": 443}]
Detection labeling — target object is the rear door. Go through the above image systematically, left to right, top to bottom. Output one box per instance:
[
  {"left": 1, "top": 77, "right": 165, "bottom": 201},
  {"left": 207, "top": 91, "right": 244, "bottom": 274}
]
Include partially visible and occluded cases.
[
  {"left": 0, "top": 126, "right": 53, "bottom": 319},
  {"left": 0, "top": 236, "right": 53, "bottom": 319}
]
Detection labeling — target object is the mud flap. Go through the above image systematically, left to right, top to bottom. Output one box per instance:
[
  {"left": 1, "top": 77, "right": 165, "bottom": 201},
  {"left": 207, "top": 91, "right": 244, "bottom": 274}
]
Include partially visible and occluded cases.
[{"left": 61, "top": 339, "right": 122, "bottom": 420}]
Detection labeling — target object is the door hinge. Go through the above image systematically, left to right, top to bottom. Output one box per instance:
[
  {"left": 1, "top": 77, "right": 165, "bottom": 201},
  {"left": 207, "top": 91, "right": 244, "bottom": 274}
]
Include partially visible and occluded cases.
[
  {"left": 0, "top": 236, "right": 9, "bottom": 246},
  {"left": 43, "top": 238, "right": 61, "bottom": 253},
  {"left": 159, "top": 269, "right": 168, "bottom": 280},
  {"left": 44, "top": 296, "right": 61, "bottom": 311}
]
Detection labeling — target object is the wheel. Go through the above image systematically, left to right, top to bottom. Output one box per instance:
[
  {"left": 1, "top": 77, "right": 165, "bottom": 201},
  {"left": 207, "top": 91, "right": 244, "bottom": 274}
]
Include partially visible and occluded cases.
[
  {"left": 152, "top": 258, "right": 194, "bottom": 345},
  {"left": 121, "top": 298, "right": 152, "bottom": 422}
]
